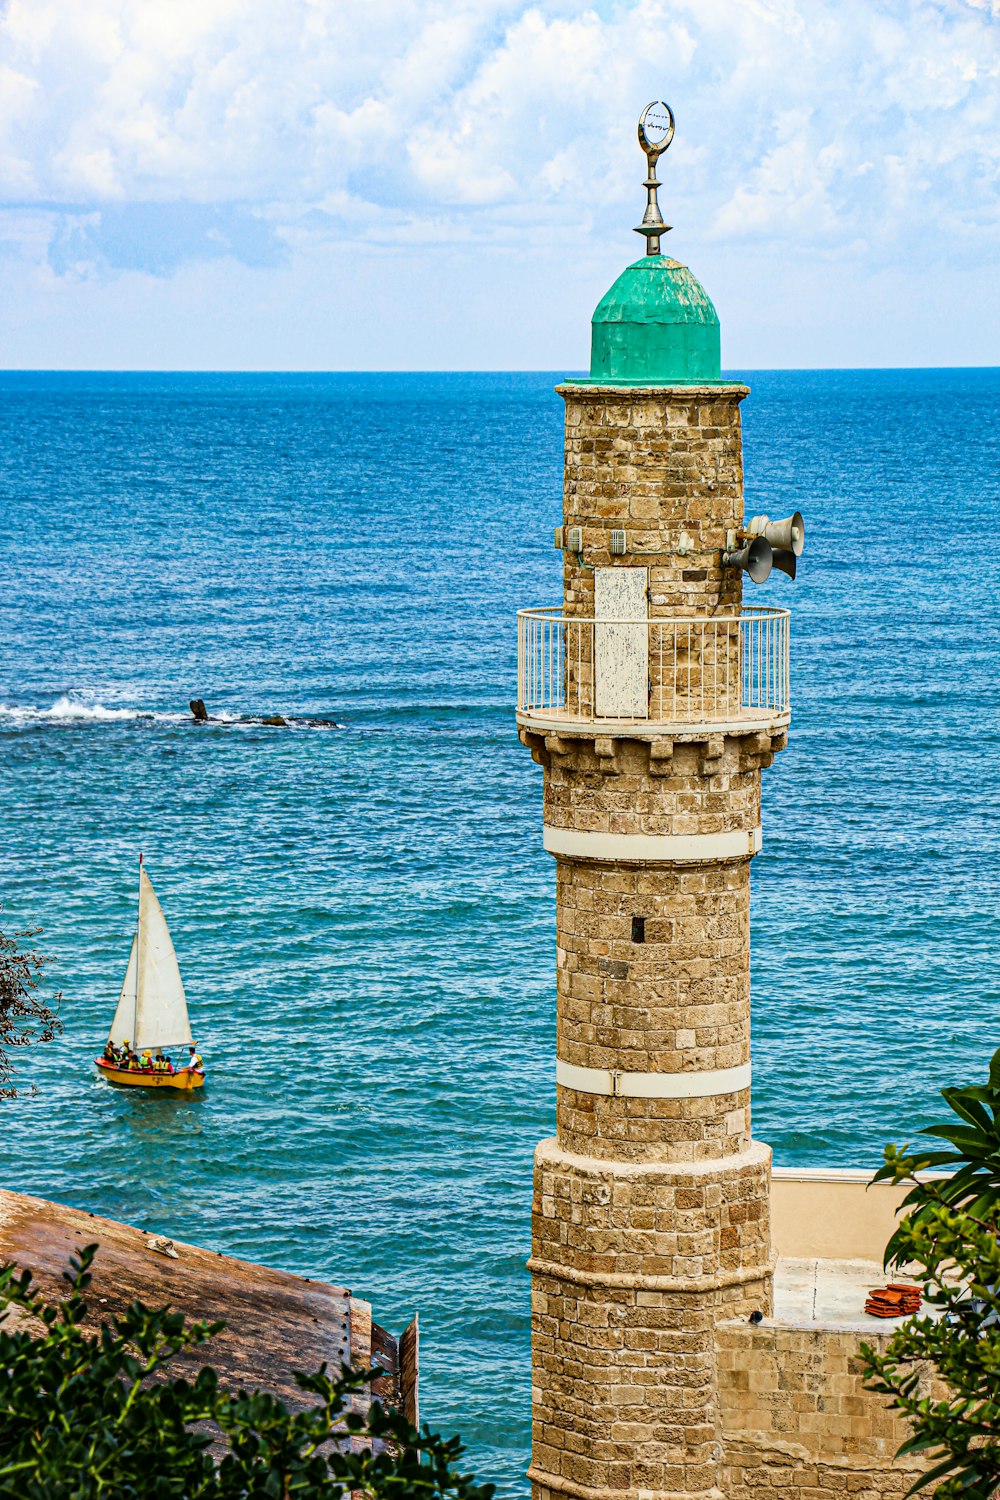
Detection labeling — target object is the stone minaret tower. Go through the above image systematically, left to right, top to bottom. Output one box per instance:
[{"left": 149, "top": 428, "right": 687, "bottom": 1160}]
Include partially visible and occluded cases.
[{"left": 517, "top": 106, "right": 790, "bottom": 1500}]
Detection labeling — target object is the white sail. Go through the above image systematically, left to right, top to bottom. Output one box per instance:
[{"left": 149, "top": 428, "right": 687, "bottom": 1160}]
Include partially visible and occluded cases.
[
  {"left": 133, "top": 868, "right": 194, "bottom": 1051},
  {"left": 108, "top": 933, "right": 138, "bottom": 1047}
]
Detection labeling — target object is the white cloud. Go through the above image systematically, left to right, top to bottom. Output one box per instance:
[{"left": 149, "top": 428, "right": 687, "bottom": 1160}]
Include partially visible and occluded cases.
[
  {"left": 0, "top": 0, "right": 997, "bottom": 364},
  {"left": 1, "top": 0, "right": 997, "bottom": 245}
]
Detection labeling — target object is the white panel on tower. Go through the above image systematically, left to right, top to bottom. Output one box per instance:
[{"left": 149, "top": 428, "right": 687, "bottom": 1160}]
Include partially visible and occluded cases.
[{"left": 594, "top": 567, "right": 648, "bottom": 719}]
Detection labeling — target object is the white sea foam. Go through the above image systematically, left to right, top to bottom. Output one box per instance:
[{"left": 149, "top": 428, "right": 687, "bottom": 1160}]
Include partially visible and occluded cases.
[
  {"left": 0, "top": 695, "right": 174, "bottom": 725},
  {"left": 46, "top": 695, "right": 148, "bottom": 722},
  {"left": 0, "top": 697, "right": 338, "bottom": 729}
]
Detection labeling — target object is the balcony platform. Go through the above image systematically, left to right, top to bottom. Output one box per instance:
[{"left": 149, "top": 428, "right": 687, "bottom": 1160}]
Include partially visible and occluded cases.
[
  {"left": 517, "top": 605, "right": 790, "bottom": 734},
  {"left": 516, "top": 706, "right": 791, "bottom": 741}
]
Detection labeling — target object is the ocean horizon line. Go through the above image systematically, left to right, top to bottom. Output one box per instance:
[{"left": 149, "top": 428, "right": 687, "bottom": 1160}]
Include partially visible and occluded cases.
[{"left": 0, "top": 364, "right": 998, "bottom": 378}]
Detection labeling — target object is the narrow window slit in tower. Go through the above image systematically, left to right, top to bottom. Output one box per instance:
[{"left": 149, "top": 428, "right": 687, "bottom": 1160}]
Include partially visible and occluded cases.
[{"left": 631, "top": 916, "right": 645, "bottom": 944}]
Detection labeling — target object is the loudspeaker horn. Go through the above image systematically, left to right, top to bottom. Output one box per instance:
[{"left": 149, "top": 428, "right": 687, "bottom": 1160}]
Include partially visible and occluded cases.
[
  {"left": 746, "top": 511, "right": 805, "bottom": 557},
  {"left": 722, "top": 535, "right": 772, "bottom": 583},
  {"left": 771, "top": 548, "right": 797, "bottom": 580}
]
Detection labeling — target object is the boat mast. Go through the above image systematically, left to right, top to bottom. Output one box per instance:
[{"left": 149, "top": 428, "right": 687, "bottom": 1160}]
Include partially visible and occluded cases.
[{"left": 132, "top": 852, "right": 142, "bottom": 1049}]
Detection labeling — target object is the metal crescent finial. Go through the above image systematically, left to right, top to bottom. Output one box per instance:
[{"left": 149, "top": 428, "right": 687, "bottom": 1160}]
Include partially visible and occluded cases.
[{"left": 634, "top": 101, "right": 675, "bottom": 255}]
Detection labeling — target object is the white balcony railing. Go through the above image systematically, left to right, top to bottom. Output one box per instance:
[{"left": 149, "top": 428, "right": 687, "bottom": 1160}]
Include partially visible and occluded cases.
[{"left": 517, "top": 606, "right": 790, "bottom": 727}]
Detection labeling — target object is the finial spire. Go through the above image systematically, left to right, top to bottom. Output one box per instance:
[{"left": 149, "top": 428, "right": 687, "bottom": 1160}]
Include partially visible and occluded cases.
[{"left": 634, "top": 101, "right": 675, "bottom": 255}]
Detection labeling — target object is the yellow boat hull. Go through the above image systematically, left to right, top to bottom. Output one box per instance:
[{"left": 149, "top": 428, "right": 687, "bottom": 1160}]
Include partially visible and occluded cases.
[{"left": 95, "top": 1058, "right": 204, "bottom": 1091}]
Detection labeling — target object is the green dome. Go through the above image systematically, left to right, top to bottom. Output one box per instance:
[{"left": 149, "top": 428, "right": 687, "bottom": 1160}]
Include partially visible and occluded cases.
[{"left": 586, "top": 255, "right": 721, "bottom": 385}]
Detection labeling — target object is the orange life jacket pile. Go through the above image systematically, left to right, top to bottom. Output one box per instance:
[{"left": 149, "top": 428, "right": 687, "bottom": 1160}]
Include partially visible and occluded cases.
[{"left": 864, "top": 1282, "right": 922, "bottom": 1318}]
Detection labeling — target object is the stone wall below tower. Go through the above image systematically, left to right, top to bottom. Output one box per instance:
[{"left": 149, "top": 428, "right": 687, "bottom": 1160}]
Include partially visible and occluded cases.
[{"left": 717, "top": 1319, "right": 928, "bottom": 1500}]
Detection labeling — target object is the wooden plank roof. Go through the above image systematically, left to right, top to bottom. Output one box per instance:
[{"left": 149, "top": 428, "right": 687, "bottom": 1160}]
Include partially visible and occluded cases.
[{"left": 0, "top": 1188, "right": 402, "bottom": 1415}]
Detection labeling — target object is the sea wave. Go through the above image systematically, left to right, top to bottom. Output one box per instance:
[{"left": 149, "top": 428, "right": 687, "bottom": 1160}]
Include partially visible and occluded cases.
[
  {"left": 0, "top": 695, "right": 163, "bottom": 724},
  {"left": 0, "top": 696, "right": 340, "bottom": 729}
]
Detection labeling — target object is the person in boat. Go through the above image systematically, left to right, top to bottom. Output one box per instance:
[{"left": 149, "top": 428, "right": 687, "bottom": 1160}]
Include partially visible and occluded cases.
[
  {"left": 102, "top": 1041, "right": 115, "bottom": 1063},
  {"left": 182, "top": 1044, "right": 204, "bottom": 1074}
]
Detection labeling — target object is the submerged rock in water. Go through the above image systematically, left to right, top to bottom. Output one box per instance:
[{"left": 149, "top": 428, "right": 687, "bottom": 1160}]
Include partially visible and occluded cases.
[{"left": 188, "top": 701, "right": 340, "bottom": 729}]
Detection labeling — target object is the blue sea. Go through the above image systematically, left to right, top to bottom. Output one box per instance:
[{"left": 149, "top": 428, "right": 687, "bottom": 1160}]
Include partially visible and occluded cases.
[{"left": 0, "top": 369, "right": 997, "bottom": 1495}]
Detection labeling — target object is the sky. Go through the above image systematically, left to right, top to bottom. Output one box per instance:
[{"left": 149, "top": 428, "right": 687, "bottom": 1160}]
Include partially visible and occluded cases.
[{"left": 0, "top": 0, "right": 998, "bottom": 370}]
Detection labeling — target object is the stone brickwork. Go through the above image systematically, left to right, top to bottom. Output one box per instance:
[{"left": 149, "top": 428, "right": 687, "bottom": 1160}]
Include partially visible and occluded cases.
[
  {"left": 518, "top": 298, "right": 917, "bottom": 1500},
  {"left": 520, "top": 382, "right": 789, "bottom": 1500},
  {"left": 558, "top": 387, "right": 749, "bottom": 723},
  {"left": 559, "top": 387, "right": 748, "bottom": 619},
  {"left": 541, "top": 737, "right": 769, "bottom": 837},
  {"left": 553, "top": 852, "right": 752, "bottom": 1161},
  {"left": 531, "top": 1140, "right": 773, "bottom": 1294},
  {"left": 527, "top": 1143, "right": 774, "bottom": 1498},
  {"left": 717, "top": 1322, "right": 927, "bottom": 1500}
]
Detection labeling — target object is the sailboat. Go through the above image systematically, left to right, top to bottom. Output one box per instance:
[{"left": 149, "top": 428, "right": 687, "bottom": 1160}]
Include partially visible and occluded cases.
[{"left": 94, "top": 860, "right": 205, "bottom": 1092}]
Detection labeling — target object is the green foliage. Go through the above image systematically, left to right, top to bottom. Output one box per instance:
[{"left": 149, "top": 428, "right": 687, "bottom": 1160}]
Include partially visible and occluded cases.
[
  {"left": 0, "top": 913, "right": 62, "bottom": 1098},
  {"left": 873, "top": 1046, "right": 1000, "bottom": 1268},
  {"left": 860, "top": 1047, "right": 1000, "bottom": 1500},
  {"left": 0, "top": 1244, "right": 494, "bottom": 1500}
]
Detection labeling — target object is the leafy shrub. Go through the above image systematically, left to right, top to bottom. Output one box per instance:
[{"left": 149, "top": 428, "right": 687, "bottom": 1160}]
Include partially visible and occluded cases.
[
  {"left": 0, "top": 915, "right": 61, "bottom": 1098},
  {"left": 860, "top": 1048, "right": 1000, "bottom": 1500},
  {"left": 0, "top": 1244, "right": 494, "bottom": 1500}
]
